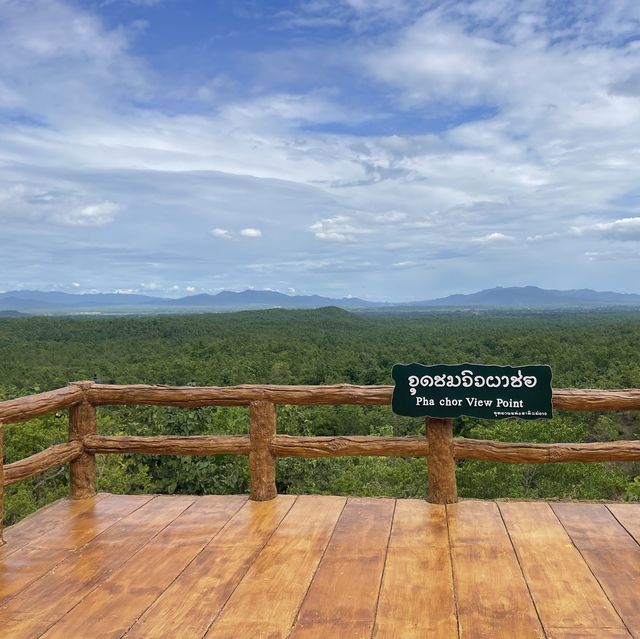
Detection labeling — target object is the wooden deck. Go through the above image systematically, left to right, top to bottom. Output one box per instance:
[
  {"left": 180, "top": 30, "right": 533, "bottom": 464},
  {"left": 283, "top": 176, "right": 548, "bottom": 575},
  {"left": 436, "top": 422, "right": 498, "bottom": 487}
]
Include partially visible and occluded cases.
[{"left": 0, "top": 495, "right": 639, "bottom": 638}]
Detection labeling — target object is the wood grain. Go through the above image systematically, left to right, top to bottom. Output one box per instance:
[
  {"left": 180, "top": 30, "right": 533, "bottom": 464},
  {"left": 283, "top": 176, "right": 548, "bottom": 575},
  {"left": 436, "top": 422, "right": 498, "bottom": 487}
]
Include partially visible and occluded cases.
[
  {"left": 84, "top": 382, "right": 640, "bottom": 411},
  {"left": 88, "top": 383, "right": 393, "bottom": 406},
  {"left": 0, "top": 386, "right": 84, "bottom": 424},
  {"left": 552, "top": 388, "right": 640, "bottom": 411},
  {"left": 68, "top": 395, "right": 97, "bottom": 500},
  {"left": 249, "top": 400, "right": 276, "bottom": 500},
  {"left": 427, "top": 418, "right": 457, "bottom": 504},
  {"left": 0, "top": 425, "right": 4, "bottom": 545},
  {"left": 76, "top": 433, "right": 640, "bottom": 465},
  {"left": 82, "top": 434, "right": 251, "bottom": 455},
  {"left": 271, "top": 434, "right": 429, "bottom": 457},
  {"left": 4, "top": 435, "right": 640, "bottom": 485},
  {"left": 274, "top": 436, "right": 640, "bottom": 464},
  {"left": 454, "top": 438, "right": 640, "bottom": 463},
  {"left": 3, "top": 441, "right": 82, "bottom": 486},
  {"left": 0, "top": 494, "right": 153, "bottom": 608},
  {"left": 24, "top": 494, "right": 152, "bottom": 552},
  {"left": 0, "top": 495, "right": 192, "bottom": 631},
  {"left": 205, "top": 495, "right": 345, "bottom": 638},
  {"left": 0, "top": 496, "right": 107, "bottom": 559},
  {"left": 1, "top": 496, "right": 640, "bottom": 638},
  {"left": 40, "top": 496, "right": 243, "bottom": 639},
  {"left": 125, "top": 496, "right": 296, "bottom": 639},
  {"left": 289, "top": 498, "right": 394, "bottom": 638},
  {"left": 386, "top": 498, "right": 449, "bottom": 548},
  {"left": 373, "top": 500, "right": 456, "bottom": 639},
  {"left": 448, "top": 500, "right": 544, "bottom": 638},
  {"left": 499, "top": 502, "right": 627, "bottom": 634},
  {"left": 552, "top": 503, "right": 640, "bottom": 637},
  {"left": 607, "top": 503, "right": 640, "bottom": 543},
  {"left": 0, "top": 547, "right": 72, "bottom": 613},
  {"left": 0, "top": 616, "right": 54, "bottom": 639},
  {"left": 290, "top": 619, "right": 375, "bottom": 638},
  {"left": 545, "top": 629, "right": 631, "bottom": 638}
]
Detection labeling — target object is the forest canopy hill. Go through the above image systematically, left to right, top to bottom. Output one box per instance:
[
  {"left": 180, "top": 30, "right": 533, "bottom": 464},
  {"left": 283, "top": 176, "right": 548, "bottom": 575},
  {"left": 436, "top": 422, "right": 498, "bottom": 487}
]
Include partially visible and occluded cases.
[{"left": 1, "top": 307, "right": 639, "bottom": 524}]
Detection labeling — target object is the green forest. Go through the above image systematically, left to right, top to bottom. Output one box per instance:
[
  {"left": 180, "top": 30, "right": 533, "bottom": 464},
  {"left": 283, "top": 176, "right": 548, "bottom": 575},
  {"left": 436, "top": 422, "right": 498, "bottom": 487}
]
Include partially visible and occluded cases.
[{"left": 2, "top": 307, "right": 640, "bottom": 525}]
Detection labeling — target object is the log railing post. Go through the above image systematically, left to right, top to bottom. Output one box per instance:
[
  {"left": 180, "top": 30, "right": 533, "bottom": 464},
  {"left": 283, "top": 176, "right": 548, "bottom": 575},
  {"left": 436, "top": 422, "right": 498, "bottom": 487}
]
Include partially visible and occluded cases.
[
  {"left": 68, "top": 382, "right": 97, "bottom": 500},
  {"left": 249, "top": 400, "right": 277, "bottom": 501},
  {"left": 426, "top": 417, "right": 458, "bottom": 504},
  {"left": 0, "top": 423, "right": 4, "bottom": 545}
]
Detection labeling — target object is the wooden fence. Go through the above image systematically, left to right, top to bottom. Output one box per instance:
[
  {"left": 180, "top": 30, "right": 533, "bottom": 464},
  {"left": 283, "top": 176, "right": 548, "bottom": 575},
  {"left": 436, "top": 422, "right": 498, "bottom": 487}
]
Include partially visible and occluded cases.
[{"left": 1, "top": 381, "right": 640, "bottom": 543}]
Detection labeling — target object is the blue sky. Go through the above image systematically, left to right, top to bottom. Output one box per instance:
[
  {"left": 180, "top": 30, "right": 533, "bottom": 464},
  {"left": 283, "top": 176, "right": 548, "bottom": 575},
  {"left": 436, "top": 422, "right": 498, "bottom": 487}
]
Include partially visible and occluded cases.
[{"left": 1, "top": 0, "right": 639, "bottom": 300}]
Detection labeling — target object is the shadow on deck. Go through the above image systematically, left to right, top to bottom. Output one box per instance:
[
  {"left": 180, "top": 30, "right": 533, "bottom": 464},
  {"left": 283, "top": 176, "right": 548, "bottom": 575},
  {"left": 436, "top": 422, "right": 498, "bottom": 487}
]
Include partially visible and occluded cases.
[{"left": 1, "top": 494, "right": 639, "bottom": 638}]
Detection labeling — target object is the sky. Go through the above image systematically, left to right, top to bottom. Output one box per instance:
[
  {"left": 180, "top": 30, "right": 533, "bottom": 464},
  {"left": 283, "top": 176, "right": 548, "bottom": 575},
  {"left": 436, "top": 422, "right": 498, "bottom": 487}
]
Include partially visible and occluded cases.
[{"left": 1, "top": 0, "right": 639, "bottom": 301}]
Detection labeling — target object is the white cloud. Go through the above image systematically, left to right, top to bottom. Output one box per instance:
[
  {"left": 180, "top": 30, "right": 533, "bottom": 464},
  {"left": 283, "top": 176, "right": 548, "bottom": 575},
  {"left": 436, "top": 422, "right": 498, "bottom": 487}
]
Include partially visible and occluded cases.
[
  {"left": 0, "top": 0, "right": 147, "bottom": 127},
  {"left": 279, "top": 0, "right": 422, "bottom": 31},
  {"left": 1, "top": 1, "right": 640, "bottom": 298},
  {"left": 0, "top": 184, "right": 119, "bottom": 226},
  {"left": 51, "top": 201, "right": 120, "bottom": 227},
  {"left": 373, "top": 211, "right": 407, "bottom": 223},
  {"left": 310, "top": 216, "right": 374, "bottom": 242},
  {"left": 572, "top": 217, "right": 640, "bottom": 241},
  {"left": 211, "top": 228, "right": 232, "bottom": 239},
  {"left": 239, "top": 228, "right": 262, "bottom": 238},
  {"left": 472, "top": 232, "right": 514, "bottom": 243},
  {"left": 526, "top": 232, "right": 560, "bottom": 242},
  {"left": 585, "top": 250, "right": 640, "bottom": 262},
  {"left": 71, "top": 281, "right": 81, "bottom": 287},
  {"left": 140, "top": 282, "right": 161, "bottom": 290},
  {"left": 185, "top": 286, "right": 196, "bottom": 292}
]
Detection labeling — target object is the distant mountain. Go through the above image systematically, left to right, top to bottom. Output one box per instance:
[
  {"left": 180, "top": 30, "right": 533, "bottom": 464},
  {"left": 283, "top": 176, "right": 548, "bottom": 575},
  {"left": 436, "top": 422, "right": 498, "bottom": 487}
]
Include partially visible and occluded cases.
[
  {"left": 0, "top": 286, "right": 638, "bottom": 314},
  {"left": 415, "top": 286, "right": 640, "bottom": 308},
  {"left": 0, "top": 289, "right": 382, "bottom": 312},
  {"left": 0, "top": 290, "right": 164, "bottom": 310},
  {"left": 164, "top": 290, "right": 380, "bottom": 309}
]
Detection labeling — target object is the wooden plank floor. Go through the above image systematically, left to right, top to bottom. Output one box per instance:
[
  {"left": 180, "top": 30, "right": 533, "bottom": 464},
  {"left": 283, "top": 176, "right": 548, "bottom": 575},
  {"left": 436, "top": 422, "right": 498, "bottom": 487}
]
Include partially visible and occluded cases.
[{"left": 1, "top": 495, "right": 639, "bottom": 638}]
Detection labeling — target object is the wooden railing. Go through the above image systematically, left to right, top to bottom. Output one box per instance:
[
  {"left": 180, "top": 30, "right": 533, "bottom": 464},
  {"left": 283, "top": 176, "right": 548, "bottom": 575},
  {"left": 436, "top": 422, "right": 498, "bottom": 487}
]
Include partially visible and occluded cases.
[{"left": 2, "top": 381, "right": 640, "bottom": 543}]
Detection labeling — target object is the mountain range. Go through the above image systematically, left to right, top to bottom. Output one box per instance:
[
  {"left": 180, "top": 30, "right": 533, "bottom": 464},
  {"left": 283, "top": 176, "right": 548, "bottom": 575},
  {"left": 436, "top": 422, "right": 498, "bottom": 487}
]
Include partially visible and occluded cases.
[
  {"left": 0, "top": 286, "right": 639, "bottom": 314},
  {"left": 415, "top": 286, "right": 640, "bottom": 308},
  {"left": 0, "top": 289, "right": 379, "bottom": 312}
]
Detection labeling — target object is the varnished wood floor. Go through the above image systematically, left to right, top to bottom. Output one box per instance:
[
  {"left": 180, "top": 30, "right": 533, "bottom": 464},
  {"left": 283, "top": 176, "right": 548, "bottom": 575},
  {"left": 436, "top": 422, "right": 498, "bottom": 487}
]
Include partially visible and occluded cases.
[{"left": 1, "top": 494, "right": 639, "bottom": 638}]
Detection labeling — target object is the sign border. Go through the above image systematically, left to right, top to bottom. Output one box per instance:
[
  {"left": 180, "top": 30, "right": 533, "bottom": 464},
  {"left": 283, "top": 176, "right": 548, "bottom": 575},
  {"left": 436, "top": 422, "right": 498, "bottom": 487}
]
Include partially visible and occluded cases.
[{"left": 391, "top": 361, "right": 554, "bottom": 420}]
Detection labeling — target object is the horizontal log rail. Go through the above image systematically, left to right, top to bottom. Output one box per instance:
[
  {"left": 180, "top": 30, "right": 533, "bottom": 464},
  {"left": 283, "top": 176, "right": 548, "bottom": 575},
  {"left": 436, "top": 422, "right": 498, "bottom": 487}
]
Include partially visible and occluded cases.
[
  {"left": 1, "top": 381, "right": 640, "bottom": 510},
  {"left": 2, "top": 383, "right": 640, "bottom": 419},
  {"left": 84, "top": 383, "right": 640, "bottom": 411},
  {"left": 87, "top": 383, "right": 393, "bottom": 407},
  {"left": 0, "top": 385, "right": 84, "bottom": 424},
  {"left": 77, "top": 434, "right": 640, "bottom": 464},
  {"left": 80, "top": 434, "right": 431, "bottom": 458},
  {"left": 83, "top": 434, "right": 251, "bottom": 456},
  {"left": 270, "top": 435, "right": 430, "bottom": 457},
  {"left": 453, "top": 438, "right": 640, "bottom": 464},
  {"left": 3, "top": 440, "right": 82, "bottom": 486}
]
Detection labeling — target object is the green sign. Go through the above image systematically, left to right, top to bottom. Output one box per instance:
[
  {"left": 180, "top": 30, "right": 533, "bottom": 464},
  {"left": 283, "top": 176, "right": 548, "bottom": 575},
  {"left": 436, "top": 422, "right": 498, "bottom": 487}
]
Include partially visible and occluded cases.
[{"left": 391, "top": 363, "right": 553, "bottom": 420}]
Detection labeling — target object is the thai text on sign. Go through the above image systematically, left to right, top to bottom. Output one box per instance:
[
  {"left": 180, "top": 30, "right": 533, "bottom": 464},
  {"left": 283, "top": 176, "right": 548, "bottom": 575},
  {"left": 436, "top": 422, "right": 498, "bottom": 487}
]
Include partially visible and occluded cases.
[{"left": 391, "top": 363, "right": 553, "bottom": 420}]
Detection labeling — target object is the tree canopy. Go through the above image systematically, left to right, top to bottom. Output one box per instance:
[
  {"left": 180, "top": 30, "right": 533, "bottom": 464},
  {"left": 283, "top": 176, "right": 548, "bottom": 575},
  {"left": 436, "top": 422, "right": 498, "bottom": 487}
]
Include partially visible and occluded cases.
[{"left": 2, "top": 308, "right": 639, "bottom": 524}]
